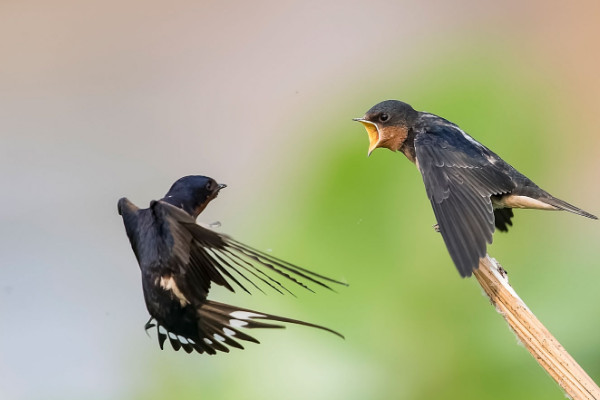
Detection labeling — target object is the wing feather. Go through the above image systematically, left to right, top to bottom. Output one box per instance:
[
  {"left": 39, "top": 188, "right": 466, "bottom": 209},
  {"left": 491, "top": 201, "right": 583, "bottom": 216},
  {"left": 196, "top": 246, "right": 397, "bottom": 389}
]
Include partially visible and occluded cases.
[
  {"left": 414, "top": 122, "right": 515, "bottom": 276},
  {"left": 153, "top": 201, "right": 346, "bottom": 304}
]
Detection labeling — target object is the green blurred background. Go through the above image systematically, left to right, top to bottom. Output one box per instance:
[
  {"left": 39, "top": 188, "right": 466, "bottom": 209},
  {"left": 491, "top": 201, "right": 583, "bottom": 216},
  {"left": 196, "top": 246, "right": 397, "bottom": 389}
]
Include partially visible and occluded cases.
[{"left": 1, "top": 1, "right": 599, "bottom": 399}]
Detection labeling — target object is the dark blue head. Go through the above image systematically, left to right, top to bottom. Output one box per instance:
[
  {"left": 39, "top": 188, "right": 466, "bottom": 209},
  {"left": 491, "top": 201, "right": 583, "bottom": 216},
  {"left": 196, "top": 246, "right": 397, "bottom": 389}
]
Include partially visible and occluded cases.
[
  {"left": 354, "top": 100, "right": 418, "bottom": 155},
  {"left": 161, "top": 175, "right": 227, "bottom": 218}
]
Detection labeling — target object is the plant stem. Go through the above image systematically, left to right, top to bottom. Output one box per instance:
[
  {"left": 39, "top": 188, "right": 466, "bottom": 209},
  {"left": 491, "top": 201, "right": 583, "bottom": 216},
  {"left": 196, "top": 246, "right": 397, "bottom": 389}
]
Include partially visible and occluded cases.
[{"left": 473, "top": 255, "right": 600, "bottom": 400}]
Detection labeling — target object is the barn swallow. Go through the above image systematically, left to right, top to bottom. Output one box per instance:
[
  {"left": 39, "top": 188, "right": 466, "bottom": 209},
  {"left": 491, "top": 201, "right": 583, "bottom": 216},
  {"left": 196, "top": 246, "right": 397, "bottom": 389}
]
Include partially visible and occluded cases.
[
  {"left": 354, "top": 100, "right": 597, "bottom": 277},
  {"left": 118, "top": 175, "right": 345, "bottom": 355}
]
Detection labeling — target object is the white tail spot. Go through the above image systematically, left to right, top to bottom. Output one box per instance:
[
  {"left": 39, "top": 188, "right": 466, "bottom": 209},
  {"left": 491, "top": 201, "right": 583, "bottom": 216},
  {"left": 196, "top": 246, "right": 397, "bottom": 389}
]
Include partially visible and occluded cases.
[
  {"left": 230, "top": 311, "right": 265, "bottom": 320},
  {"left": 229, "top": 319, "right": 248, "bottom": 328},
  {"left": 223, "top": 328, "right": 236, "bottom": 337},
  {"left": 213, "top": 333, "right": 225, "bottom": 342},
  {"left": 177, "top": 335, "right": 189, "bottom": 344}
]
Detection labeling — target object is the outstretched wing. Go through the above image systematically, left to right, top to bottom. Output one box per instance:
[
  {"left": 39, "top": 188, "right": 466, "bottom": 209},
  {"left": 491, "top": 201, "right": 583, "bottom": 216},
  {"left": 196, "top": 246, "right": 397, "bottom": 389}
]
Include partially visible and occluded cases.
[
  {"left": 414, "top": 120, "right": 515, "bottom": 276},
  {"left": 154, "top": 201, "right": 347, "bottom": 300},
  {"left": 145, "top": 300, "right": 343, "bottom": 355}
]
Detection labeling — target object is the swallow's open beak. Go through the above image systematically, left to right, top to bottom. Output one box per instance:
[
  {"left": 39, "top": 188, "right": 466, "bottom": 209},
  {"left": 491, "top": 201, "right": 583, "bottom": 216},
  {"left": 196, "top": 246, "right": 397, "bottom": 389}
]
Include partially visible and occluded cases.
[
  {"left": 353, "top": 118, "right": 380, "bottom": 156},
  {"left": 218, "top": 183, "right": 227, "bottom": 190}
]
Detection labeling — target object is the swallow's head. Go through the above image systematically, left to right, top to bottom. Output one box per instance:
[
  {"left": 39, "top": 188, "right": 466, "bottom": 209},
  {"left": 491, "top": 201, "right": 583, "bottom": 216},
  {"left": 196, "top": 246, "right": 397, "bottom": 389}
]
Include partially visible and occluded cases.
[
  {"left": 353, "top": 100, "right": 418, "bottom": 156},
  {"left": 163, "top": 175, "right": 227, "bottom": 218}
]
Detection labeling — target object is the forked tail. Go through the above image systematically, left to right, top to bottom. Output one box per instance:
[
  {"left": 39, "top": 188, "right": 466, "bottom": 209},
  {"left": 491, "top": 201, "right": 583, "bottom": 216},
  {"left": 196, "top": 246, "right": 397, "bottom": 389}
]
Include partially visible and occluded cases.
[
  {"left": 543, "top": 195, "right": 597, "bottom": 220},
  {"left": 145, "top": 300, "right": 343, "bottom": 356}
]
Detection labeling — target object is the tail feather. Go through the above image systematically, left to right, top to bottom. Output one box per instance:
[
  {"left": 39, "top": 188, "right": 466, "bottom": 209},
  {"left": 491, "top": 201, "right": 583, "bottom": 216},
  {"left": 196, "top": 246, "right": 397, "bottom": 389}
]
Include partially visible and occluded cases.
[
  {"left": 542, "top": 196, "right": 598, "bottom": 220},
  {"left": 145, "top": 300, "right": 343, "bottom": 356},
  {"left": 202, "top": 301, "right": 344, "bottom": 338}
]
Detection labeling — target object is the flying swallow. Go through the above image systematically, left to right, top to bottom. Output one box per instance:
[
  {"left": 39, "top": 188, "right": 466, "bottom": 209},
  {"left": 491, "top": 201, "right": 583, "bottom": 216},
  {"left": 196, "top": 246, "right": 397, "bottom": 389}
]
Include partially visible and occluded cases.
[
  {"left": 355, "top": 100, "right": 597, "bottom": 277},
  {"left": 118, "top": 175, "right": 345, "bottom": 355}
]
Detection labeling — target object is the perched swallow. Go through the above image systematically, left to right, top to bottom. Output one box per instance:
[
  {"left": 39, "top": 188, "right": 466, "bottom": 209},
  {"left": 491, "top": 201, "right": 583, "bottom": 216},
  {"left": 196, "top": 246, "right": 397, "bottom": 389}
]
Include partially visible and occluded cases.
[
  {"left": 355, "top": 100, "right": 597, "bottom": 277},
  {"left": 118, "top": 175, "right": 345, "bottom": 355}
]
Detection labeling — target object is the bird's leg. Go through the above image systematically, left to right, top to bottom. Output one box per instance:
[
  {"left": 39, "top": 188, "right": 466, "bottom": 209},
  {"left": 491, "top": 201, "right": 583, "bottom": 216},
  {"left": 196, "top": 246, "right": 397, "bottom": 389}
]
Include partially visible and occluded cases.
[
  {"left": 209, "top": 221, "right": 222, "bottom": 228},
  {"left": 433, "top": 223, "right": 440, "bottom": 233},
  {"left": 144, "top": 318, "right": 156, "bottom": 337}
]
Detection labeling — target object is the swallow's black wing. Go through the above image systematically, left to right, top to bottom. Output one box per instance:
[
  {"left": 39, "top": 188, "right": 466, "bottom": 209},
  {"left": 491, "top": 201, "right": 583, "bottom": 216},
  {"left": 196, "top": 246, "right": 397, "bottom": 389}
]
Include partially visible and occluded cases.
[
  {"left": 414, "top": 118, "right": 516, "bottom": 276},
  {"left": 119, "top": 197, "right": 215, "bottom": 304},
  {"left": 118, "top": 198, "right": 141, "bottom": 257},
  {"left": 154, "top": 201, "right": 346, "bottom": 297}
]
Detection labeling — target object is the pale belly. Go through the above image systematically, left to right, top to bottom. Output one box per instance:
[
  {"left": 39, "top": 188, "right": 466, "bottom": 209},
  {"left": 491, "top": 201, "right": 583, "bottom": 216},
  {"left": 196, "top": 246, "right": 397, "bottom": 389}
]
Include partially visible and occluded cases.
[{"left": 492, "top": 194, "right": 558, "bottom": 210}]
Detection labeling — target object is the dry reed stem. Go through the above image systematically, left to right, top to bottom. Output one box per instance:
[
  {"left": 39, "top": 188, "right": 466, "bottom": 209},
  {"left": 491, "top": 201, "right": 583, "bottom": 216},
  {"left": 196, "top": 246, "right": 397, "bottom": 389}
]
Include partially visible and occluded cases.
[{"left": 473, "top": 255, "right": 600, "bottom": 400}]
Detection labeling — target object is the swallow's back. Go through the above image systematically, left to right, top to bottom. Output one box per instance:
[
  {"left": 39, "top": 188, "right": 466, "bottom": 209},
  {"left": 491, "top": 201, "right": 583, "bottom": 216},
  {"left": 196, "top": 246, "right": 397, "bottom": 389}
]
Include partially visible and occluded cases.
[{"left": 119, "top": 198, "right": 171, "bottom": 270}]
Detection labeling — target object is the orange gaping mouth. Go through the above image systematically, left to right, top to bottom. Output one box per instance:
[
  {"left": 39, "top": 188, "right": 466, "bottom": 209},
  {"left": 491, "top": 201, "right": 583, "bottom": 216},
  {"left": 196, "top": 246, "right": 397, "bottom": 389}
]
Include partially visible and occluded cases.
[{"left": 356, "top": 119, "right": 380, "bottom": 155}]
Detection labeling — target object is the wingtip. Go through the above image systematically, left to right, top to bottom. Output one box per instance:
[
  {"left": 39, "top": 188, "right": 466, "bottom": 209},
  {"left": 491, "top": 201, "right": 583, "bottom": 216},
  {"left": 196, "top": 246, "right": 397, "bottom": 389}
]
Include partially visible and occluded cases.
[
  {"left": 117, "top": 197, "right": 138, "bottom": 216},
  {"left": 117, "top": 197, "right": 126, "bottom": 215},
  {"left": 457, "top": 264, "right": 475, "bottom": 278}
]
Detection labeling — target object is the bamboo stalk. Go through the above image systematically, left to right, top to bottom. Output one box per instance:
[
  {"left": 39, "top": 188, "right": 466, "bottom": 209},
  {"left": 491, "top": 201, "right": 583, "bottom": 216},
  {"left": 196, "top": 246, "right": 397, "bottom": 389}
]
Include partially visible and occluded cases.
[{"left": 473, "top": 255, "right": 600, "bottom": 399}]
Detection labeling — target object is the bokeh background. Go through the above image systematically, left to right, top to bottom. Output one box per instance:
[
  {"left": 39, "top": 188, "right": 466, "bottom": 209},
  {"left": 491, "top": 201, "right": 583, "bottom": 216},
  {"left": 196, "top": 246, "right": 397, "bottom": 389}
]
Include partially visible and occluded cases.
[{"left": 1, "top": 1, "right": 599, "bottom": 399}]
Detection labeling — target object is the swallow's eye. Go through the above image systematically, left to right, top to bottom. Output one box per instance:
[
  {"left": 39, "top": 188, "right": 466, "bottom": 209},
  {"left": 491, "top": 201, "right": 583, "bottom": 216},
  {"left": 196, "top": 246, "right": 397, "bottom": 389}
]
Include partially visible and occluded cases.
[
  {"left": 379, "top": 114, "right": 389, "bottom": 122},
  {"left": 205, "top": 182, "right": 213, "bottom": 191}
]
